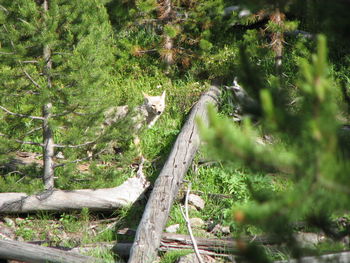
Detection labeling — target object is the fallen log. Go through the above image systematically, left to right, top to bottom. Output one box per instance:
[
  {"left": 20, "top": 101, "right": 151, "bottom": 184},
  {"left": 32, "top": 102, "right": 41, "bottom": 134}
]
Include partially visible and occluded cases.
[
  {"left": 127, "top": 86, "right": 221, "bottom": 263},
  {"left": 0, "top": 175, "right": 149, "bottom": 213},
  {"left": 114, "top": 233, "right": 236, "bottom": 258},
  {"left": 0, "top": 239, "right": 102, "bottom": 263}
]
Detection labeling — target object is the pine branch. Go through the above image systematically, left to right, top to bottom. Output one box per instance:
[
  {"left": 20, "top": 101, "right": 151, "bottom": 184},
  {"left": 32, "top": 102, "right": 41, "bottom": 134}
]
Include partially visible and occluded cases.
[
  {"left": 3, "top": 25, "right": 42, "bottom": 90},
  {"left": 0, "top": 105, "right": 44, "bottom": 120}
]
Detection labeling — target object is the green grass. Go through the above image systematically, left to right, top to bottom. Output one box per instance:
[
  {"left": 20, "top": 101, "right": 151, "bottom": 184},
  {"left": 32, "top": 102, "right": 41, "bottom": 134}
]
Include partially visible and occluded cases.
[{"left": 1, "top": 12, "right": 350, "bottom": 263}]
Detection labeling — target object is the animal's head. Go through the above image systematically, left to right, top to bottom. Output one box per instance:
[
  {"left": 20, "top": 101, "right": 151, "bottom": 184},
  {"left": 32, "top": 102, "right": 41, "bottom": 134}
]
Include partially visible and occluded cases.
[{"left": 143, "top": 91, "right": 166, "bottom": 115}]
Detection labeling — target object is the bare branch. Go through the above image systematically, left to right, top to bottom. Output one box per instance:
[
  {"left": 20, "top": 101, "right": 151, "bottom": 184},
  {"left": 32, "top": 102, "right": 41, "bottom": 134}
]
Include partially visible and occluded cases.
[
  {"left": 0, "top": 5, "right": 9, "bottom": 13},
  {"left": 0, "top": 51, "right": 14, "bottom": 55},
  {"left": 52, "top": 52, "right": 72, "bottom": 56},
  {"left": 21, "top": 60, "right": 39, "bottom": 64},
  {"left": 23, "top": 70, "right": 42, "bottom": 90},
  {"left": 0, "top": 105, "right": 44, "bottom": 120},
  {"left": 51, "top": 105, "right": 81, "bottom": 117},
  {"left": 25, "top": 126, "right": 42, "bottom": 135},
  {"left": 0, "top": 132, "right": 43, "bottom": 146},
  {"left": 15, "top": 140, "right": 44, "bottom": 146},
  {"left": 54, "top": 141, "right": 95, "bottom": 148},
  {"left": 54, "top": 149, "right": 105, "bottom": 168},
  {"left": 180, "top": 182, "right": 204, "bottom": 263}
]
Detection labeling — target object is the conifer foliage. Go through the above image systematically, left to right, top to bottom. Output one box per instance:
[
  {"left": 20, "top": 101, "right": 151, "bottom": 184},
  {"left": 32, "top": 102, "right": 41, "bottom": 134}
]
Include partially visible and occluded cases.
[
  {"left": 0, "top": 0, "right": 116, "bottom": 189},
  {"left": 201, "top": 35, "right": 350, "bottom": 261}
]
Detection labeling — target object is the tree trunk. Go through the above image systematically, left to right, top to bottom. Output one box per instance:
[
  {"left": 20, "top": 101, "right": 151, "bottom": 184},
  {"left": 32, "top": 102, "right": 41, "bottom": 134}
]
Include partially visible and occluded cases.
[
  {"left": 42, "top": 0, "right": 55, "bottom": 190},
  {"left": 159, "top": 0, "right": 174, "bottom": 71},
  {"left": 270, "top": 8, "right": 285, "bottom": 76},
  {"left": 127, "top": 86, "right": 221, "bottom": 263},
  {"left": 42, "top": 102, "right": 55, "bottom": 190},
  {"left": 0, "top": 175, "right": 149, "bottom": 213},
  {"left": 0, "top": 239, "right": 102, "bottom": 263}
]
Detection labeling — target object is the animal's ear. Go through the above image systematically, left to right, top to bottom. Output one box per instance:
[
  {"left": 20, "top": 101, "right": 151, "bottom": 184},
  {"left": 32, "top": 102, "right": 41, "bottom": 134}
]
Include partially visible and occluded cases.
[{"left": 161, "top": 90, "right": 166, "bottom": 98}]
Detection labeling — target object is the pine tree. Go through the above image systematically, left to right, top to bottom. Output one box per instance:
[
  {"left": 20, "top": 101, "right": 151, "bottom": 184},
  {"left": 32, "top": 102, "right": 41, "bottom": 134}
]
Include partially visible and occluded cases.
[
  {"left": 0, "top": 0, "right": 116, "bottom": 189},
  {"left": 200, "top": 34, "right": 350, "bottom": 261}
]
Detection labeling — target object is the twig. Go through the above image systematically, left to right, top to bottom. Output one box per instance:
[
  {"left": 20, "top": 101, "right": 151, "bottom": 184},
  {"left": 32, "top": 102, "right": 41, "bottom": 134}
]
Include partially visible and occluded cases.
[
  {"left": 0, "top": 5, "right": 9, "bottom": 13},
  {"left": 0, "top": 51, "right": 14, "bottom": 55},
  {"left": 20, "top": 60, "right": 39, "bottom": 64},
  {"left": 22, "top": 70, "right": 42, "bottom": 90},
  {"left": 0, "top": 105, "right": 44, "bottom": 120},
  {"left": 51, "top": 105, "right": 81, "bottom": 117},
  {"left": 25, "top": 126, "right": 42, "bottom": 135},
  {"left": 0, "top": 132, "right": 43, "bottom": 146},
  {"left": 15, "top": 140, "right": 43, "bottom": 146},
  {"left": 54, "top": 141, "right": 95, "bottom": 148},
  {"left": 54, "top": 149, "right": 105, "bottom": 168},
  {"left": 180, "top": 182, "right": 204, "bottom": 263}
]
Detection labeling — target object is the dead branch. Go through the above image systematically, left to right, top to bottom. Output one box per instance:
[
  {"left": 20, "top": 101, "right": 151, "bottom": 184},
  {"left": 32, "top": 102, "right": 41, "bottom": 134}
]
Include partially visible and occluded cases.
[
  {"left": 0, "top": 105, "right": 44, "bottom": 120},
  {"left": 54, "top": 141, "right": 95, "bottom": 148},
  {"left": 180, "top": 182, "right": 204, "bottom": 263}
]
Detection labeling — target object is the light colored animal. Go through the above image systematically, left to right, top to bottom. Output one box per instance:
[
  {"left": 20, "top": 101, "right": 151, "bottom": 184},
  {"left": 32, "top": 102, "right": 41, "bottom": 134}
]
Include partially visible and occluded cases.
[
  {"left": 103, "top": 90, "right": 166, "bottom": 131},
  {"left": 87, "top": 91, "right": 166, "bottom": 157}
]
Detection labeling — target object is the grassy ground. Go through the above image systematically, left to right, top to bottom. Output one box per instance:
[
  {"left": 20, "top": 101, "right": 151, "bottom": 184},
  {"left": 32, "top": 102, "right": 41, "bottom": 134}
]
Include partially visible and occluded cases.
[{"left": 1, "top": 21, "right": 350, "bottom": 263}]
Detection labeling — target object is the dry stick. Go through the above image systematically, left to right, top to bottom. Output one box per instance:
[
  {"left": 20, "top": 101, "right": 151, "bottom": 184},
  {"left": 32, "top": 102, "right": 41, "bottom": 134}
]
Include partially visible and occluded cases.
[
  {"left": 23, "top": 69, "right": 42, "bottom": 90},
  {"left": 127, "top": 86, "right": 221, "bottom": 263},
  {"left": 0, "top": 105, "right": 44, "bottom": 120},
  {"left": 54, "top": 141, "right": 95, "bottom": 148},
  {"left": 180, "top": 182, "right": 204, "bottom": 263}
]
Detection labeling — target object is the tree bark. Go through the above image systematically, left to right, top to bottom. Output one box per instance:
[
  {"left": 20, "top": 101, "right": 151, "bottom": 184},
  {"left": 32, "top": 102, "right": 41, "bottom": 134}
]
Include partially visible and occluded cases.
[
  {"left": 42, "top": 0, "right": 55, "bottom": 190},
  {"left": 159, "top": 0, "right": 174, "bottom": 71},
  {"left": 270, "top": 8, "right": 285, "bottom": 76},
  {"left": 127, "top": 86, "right": 221, "bottom": 263},
  {"left": 42, "top": 102, "right": 55, "bottom": 190},
  {"left": 0, "top": 175, "right": 149, "bottom": 213},
  {"left": 0, "top": 239, "right": 102, "bottom": 263}
]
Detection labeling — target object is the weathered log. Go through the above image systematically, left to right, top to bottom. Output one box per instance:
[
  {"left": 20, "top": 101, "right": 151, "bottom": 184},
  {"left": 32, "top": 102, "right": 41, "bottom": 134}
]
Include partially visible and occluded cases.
[
  {"left": 127, "top": 86, "right": 221, "bottom": 263},
  {"left": 0, "top": 175, "right": 149, "bottom": 213},
  {"left": 114, "top": 233, "right": 236, "bottom": 258},
  {"left": 0, "top": 239, "right": 102, "bottom": 263}
]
